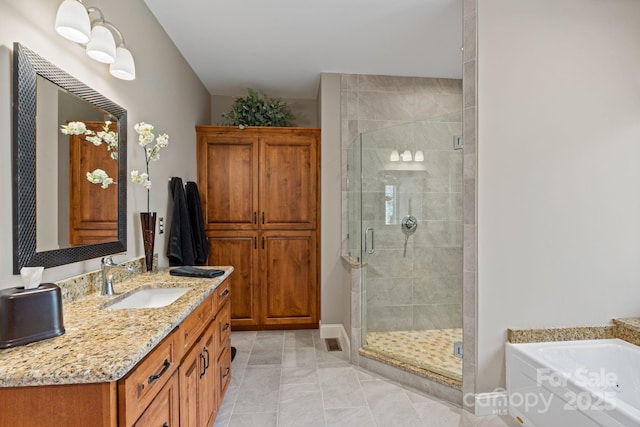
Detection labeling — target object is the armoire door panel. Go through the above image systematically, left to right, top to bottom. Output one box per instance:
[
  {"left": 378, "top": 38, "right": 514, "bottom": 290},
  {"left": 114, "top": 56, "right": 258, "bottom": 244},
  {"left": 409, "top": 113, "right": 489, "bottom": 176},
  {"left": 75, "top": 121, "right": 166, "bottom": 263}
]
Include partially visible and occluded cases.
[
  {"left": 69, "top": 121, "right": 118, "bottom": 245},
  {"left": 260, "top": 135, "right": 318, "bottom": 230},
  {"left": 200, "top": 136, "right": 259, "bottom": 230},
  {"left": 261, "top": 232, "right": 317, "bottom": 324}
]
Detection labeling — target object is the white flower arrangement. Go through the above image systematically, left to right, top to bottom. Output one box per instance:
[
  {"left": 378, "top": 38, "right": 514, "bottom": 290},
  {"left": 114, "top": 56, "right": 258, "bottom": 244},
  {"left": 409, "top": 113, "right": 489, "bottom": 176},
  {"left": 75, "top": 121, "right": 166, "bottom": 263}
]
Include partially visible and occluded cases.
[
  {"left": 60, "top": 120, "right": 118, "bottom": 186},
  {"left": 132, "top": 122, "right": 169, "bottom": 212},
  {"left": 86, "top": 169, "right": 115, "bottom": 189}
]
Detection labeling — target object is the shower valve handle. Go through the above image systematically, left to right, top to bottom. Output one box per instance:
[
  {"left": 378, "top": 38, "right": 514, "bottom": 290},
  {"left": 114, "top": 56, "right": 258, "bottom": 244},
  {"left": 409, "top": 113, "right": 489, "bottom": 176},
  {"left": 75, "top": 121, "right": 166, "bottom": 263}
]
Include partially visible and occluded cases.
[{"left": 401, "top": 215, "right": 418, "bottom": 235}]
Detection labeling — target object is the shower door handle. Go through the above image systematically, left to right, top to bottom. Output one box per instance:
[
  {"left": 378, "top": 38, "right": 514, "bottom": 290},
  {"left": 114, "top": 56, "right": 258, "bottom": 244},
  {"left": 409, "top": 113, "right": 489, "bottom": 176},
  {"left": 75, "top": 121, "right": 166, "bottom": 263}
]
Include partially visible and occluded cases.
[{"left": 364, "top": 227, "right": 375, "bottom": 254}]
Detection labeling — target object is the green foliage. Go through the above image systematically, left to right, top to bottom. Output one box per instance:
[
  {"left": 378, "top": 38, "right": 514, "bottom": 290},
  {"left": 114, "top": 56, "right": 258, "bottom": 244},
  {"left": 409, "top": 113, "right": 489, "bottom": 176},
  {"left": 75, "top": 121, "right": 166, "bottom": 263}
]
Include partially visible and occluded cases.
[{"left": 218, "top": 88, "right": 296, "bottom": 127}]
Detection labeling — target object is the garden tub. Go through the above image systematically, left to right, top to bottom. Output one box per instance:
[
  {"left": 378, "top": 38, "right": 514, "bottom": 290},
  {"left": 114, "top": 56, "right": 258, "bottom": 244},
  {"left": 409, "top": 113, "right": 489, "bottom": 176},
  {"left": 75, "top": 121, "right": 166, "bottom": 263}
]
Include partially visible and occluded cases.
[{"left": 505, "top": 338, "right": 640, "bottom": 427}]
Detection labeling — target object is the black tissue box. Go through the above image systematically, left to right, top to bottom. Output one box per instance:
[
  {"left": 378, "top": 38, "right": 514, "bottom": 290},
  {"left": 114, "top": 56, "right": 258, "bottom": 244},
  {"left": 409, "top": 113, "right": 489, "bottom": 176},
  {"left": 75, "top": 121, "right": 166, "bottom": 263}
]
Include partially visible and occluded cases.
[{"left": 0, "top": 283, "right": 65, "bottom": 349}]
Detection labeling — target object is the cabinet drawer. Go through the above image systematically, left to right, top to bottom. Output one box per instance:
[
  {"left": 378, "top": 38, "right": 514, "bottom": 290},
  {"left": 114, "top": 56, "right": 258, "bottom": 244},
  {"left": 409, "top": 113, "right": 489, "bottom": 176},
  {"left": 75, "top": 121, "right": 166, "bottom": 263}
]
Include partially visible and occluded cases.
[
  {"left": 214, "top": 280, "right": 231, "bottom": 312},
  {"left": 178, "top": 294, "right": 214, "bottom": 355},
  {"left": 218, "top": 301, "right": 231, "bottom": 351},
  {"left": 119, "top": 331, "right": 179, "bottom": 427},
  {"left": 218, "top": 342, "right": 232, "bottom": 397},
  {"left": 133, "top": 372, "right": 179, "bottom": 427}
]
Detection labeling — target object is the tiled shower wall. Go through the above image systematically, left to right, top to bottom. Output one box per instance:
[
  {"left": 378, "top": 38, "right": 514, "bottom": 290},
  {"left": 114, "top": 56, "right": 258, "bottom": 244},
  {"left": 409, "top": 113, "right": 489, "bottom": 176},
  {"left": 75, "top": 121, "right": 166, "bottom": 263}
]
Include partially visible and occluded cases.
[{"left": 341, "top": 75, "right": 463, "bottom": 335}]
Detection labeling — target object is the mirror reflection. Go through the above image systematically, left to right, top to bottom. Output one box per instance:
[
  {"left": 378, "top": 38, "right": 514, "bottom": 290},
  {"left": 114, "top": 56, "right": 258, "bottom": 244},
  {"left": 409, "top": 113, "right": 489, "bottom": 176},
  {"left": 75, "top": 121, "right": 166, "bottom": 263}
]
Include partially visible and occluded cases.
[{"left": 36, "top": 76, "right": 119, "bottom": 252}]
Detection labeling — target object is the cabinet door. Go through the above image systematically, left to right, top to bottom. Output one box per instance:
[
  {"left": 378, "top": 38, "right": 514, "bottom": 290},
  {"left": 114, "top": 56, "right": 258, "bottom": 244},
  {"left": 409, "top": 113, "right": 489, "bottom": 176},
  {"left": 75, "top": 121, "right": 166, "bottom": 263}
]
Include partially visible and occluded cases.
[
  {"left": 259, "top": 133, "right": 318, "bottom": 230},
  {"left": 198, "top": 134, "right": 259, "bottom": 230},
  {"left": 208, "top": 231, "right": 260, "bottom": 327},
  {"left": 260, "top": 231, "right": 318, "bottom": 325},
  {"left": 201, "top": 321, "right": 219, "bottom": 427},
  {"left": 179, "top": 324, "right": 219, "bottom": 427},
  {"left": 179, "top": 337, "right": 204, "bottom": 427},
  {"left": 133, "top": 372, "right": 179, "bottom": 427}
]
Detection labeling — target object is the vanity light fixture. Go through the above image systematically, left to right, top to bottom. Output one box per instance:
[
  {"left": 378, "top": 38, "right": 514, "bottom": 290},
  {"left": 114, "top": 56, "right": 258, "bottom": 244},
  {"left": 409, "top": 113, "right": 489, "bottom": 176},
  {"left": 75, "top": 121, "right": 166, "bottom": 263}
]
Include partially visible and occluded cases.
[
  {"left": 54, "top": 0, "right": 136, "bottom": 80},
  {"left": 390, "top": 149, "right": 424, "bottom": 162}
]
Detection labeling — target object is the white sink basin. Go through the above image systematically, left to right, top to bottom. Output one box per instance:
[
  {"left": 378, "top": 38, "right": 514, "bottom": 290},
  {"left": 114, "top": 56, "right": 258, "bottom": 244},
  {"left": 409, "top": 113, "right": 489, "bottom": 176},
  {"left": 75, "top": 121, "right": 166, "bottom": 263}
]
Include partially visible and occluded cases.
[{"left": 107, "top": 287, "right": 190, "bottom": 310}]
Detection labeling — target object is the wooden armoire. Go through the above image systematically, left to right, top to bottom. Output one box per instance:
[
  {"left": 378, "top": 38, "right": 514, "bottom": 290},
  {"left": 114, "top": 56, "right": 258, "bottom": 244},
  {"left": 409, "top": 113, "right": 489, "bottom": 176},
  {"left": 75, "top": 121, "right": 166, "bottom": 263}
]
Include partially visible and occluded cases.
[{"left": 196, "top": 126, "right": 320, "bottom": 330}]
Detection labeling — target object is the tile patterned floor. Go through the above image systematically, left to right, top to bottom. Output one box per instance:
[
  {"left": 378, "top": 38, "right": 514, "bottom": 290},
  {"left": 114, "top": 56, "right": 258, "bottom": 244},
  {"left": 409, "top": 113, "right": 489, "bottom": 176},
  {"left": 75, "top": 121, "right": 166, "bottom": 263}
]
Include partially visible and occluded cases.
[
  {"left": 365, "top": 329, "right": 463, "bottom": 381},
  {"left": 213, "top": 330, "right": 516, "bottom": 427}
]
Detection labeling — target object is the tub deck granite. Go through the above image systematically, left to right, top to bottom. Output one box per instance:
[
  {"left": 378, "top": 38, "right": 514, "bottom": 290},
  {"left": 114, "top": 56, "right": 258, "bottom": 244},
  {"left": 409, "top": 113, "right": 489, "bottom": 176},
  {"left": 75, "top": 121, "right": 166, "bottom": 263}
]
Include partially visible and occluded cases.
[
  {"left": 0, "top": 267, "right": 233, "bottom": 388},
  {"left": 508, "top": 317, "right": 640, "bottom": 347}
]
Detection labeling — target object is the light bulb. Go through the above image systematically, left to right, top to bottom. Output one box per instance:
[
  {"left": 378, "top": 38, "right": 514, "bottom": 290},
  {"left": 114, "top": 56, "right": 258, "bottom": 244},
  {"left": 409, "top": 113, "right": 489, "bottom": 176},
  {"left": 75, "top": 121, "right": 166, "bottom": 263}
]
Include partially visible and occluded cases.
[
  {"left": 390, "top": 150, "right": 400, "bottom": 162},
  {"left": 402, "top": 150, "right": 412, "bottom": 162},
  {"left": 414, "top": 150, "right": 424, "bottom": 162}
]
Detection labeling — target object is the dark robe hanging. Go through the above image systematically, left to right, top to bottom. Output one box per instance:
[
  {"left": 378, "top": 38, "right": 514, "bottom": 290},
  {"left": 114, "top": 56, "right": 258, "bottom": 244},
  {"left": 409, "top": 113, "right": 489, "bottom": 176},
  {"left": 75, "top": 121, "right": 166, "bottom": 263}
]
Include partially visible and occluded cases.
[
  {"left": 167, "top": 177, "right": 196, "bottom": 266},
  {"left": 185, "top": 181, "right": 209, "bottom": 265}
]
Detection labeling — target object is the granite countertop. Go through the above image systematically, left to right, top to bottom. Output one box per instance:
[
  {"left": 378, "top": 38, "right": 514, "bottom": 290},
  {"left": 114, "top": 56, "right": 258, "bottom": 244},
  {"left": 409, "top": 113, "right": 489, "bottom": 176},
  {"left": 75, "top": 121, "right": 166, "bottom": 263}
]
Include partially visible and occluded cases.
[
  {"left": 0, "top": 267, "right": 233, "bottom": 388},
  {"left": 508, "top": 317, "right": 640, "bottom": 346}
]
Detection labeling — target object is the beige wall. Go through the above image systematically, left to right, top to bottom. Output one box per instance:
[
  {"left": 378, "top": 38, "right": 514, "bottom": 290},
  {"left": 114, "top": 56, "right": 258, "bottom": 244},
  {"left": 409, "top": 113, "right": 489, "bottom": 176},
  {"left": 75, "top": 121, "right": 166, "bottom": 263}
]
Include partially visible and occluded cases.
[
  {"left": 0, "top": 0, "right": 210, "bottom": 288},
  {"left": 477, "top": 0, "right": 640, "bottom": 392},
  {"left": 318, "top": 73, "right": 350, "bottom": 328},
  {"left": 211, "top": 94, "right": 318, "bottom": 127}
]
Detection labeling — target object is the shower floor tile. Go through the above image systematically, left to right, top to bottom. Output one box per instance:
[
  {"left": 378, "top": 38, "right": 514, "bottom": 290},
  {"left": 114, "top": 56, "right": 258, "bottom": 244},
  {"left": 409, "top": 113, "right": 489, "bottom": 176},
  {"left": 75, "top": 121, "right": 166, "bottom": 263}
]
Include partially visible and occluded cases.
[{"left": 364, "top": 329, "right": 462, "bottom": 381}]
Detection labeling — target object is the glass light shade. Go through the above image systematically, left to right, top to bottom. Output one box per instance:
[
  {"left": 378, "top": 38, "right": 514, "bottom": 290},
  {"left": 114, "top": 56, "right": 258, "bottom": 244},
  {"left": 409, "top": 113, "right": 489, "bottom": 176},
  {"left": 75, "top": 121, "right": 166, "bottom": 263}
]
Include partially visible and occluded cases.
[
  {"left": 55, "top": 0, "right": 91, "bottom": 44},
  {"left": 86, "top": 24, "right": 116, "bottom": 63},
  {"left": 110, "top": 47, "right": 136, "bottom": 80},
  {"left": 401, "top": 149, "right": 412, "bottom": 162},
  {"left": 390, "top": 150, "right": 400, "bottom": 162},
  {"left": 414, "top": 150, "right": 424, "bottom": 162}
]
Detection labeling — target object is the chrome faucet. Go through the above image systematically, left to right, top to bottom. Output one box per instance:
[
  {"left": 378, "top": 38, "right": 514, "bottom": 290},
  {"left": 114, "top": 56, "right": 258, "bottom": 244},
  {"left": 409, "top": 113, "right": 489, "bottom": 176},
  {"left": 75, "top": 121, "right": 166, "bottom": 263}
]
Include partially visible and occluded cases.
[{"left": 101, "top": 256, "right": 134, "bottom": 296}]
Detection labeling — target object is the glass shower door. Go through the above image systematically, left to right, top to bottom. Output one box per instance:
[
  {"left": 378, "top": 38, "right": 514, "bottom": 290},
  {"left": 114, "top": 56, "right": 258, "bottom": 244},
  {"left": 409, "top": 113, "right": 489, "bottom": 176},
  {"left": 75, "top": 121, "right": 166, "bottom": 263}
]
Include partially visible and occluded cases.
[{"left": 358, "top": 114, "right": 464, "bottom": 381}]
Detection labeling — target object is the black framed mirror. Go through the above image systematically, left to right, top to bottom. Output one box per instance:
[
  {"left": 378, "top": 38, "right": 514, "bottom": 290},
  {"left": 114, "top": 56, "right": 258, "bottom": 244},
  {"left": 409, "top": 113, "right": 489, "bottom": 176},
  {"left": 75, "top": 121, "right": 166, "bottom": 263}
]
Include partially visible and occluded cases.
[{"left": 12, "top": 43, "right": 127, "bottom": 273}]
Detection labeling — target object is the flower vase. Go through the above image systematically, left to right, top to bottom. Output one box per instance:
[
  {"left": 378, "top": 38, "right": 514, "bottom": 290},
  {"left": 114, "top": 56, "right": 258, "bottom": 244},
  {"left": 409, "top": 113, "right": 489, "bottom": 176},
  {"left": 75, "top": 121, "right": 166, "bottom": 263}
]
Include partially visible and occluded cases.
[{"left": 140, "top": 212, "right": 157, "bottom": 272}]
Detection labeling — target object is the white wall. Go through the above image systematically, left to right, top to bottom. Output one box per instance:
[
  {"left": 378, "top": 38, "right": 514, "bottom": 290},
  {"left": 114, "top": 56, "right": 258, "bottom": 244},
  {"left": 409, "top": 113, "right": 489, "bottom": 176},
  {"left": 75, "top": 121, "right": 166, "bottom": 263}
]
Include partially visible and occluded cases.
[
  {"left": 0, "top": 0, "right": 210, "bottom": 288},
  {"left": 477, "top": 0, "right": 640, "bottom": 392}
]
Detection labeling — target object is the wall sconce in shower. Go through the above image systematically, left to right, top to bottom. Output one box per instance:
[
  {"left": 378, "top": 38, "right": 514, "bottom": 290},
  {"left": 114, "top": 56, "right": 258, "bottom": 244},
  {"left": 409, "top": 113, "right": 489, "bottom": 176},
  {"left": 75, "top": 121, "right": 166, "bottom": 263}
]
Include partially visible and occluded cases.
[
  {"left": 55, "top": 0, "right": 136, "bottom": 80},
  {"left": 389, "top": 149, "right": 424, "bottom": 162}
]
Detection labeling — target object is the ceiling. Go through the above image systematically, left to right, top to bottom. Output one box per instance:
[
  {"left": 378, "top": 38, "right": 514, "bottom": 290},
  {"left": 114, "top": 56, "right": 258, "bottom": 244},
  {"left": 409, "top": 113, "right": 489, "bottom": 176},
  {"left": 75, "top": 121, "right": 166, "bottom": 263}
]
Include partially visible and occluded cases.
[{"left": 143, "top": 0, "right": 463, "bottom": 100}]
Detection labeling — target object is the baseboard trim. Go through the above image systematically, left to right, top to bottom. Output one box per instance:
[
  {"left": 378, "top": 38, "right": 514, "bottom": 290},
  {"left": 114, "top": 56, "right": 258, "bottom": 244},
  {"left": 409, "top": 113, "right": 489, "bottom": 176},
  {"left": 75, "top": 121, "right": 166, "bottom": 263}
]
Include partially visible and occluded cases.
[
  {"left": 319, "top": 323, "right": 351, "bottom": 358},
  {"left": 473, "top": 391, "right": 509, "bottom": 416}
]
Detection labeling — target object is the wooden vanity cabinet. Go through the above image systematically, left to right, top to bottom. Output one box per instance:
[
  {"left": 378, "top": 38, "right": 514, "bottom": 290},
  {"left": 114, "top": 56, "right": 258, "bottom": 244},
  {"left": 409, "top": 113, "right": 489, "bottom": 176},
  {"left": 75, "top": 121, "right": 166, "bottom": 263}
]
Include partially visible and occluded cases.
[
  {"left": 197, "top": 126, "right": 320, "bottom": 330},
  {"left": 0, "top": 282, "right": 232, "bottom": 427}
]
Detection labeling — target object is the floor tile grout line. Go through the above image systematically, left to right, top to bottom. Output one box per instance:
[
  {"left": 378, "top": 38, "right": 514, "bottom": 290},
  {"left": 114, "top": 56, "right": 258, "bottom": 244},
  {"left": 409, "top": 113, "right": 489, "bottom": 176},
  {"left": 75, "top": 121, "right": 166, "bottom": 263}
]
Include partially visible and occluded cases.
[
  {"left": 312, "top": 330, "right": 330, "bottom": 427},
  {"left": 226, "top": 331, "right": 257, "bottom": 425},
  {"left": 275, "top": 331, "right": 285, "bottom": 427},
  {"left": 355, "top": 366, "right": 381, "bottom": 427}
]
